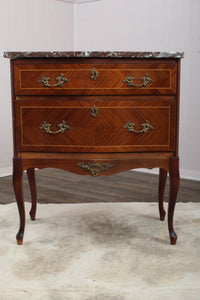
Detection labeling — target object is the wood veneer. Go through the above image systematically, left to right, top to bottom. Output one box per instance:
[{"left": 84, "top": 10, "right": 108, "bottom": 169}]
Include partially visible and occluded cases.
[
  {"left": 5, "top": 51, "right": 183, "bottom": 245},
  {"left": 14, "top": 60, "right": 177, "bottom": 95},
  {"left": 16, "top": 99, "right": 176, "bottom": 152}
]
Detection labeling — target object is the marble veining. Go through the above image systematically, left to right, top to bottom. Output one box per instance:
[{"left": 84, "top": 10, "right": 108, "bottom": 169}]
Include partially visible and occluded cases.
[{"left": 4, "top": 51, "right": 184, "bottom": 59}]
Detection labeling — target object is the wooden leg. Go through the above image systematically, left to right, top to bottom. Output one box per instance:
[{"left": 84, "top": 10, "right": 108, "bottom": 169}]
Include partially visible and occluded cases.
[
  {"left": 168, "top": 157, "right": 180, "bottom": 245},
  {"left": 13, "top": 158, "right": 25, "bottom": 245},
  {"left": 27, "top": 168, "right": 37, "bottom": 221},
  {"left": 158, "top": 168, "right": 167, "bottom": 221}
]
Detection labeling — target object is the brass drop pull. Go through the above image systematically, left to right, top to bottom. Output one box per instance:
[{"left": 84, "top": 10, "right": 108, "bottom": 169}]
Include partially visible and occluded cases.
[
  {"left": 91, "top": 68, "right": 98, "bottom": 80},
  {"left": 123, "top": 73, "right": 154, "bottom": 87},
  {"left": 38, "top": 74, "right": 69, "bottom": 87},
  {"left": 40, "top": 120, "right": 70, "bottom": 134},
  {"left": 124, "top": 120, "right": 153, "bottom": 133},
  {"left": 77, "top": 161, "right": 114, "bottom": 177}
]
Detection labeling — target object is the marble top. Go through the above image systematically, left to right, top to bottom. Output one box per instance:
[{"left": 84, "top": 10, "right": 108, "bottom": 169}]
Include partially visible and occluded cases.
[{"left": 4, "top": 51, "right": 184, "bottom": 59}]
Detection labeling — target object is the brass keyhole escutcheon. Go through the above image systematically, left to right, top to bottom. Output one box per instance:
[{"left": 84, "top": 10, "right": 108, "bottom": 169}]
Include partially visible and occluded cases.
[
  {"left": 91, "top": 68, "right": 98, "bottom": 80},
  {"left": 91, "top": 105, "right": 98, "bottom": 118}
]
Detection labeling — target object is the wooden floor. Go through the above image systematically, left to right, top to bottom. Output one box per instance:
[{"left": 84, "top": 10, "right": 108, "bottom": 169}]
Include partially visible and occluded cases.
[{"left": 0, "top": 169, "right": 199, "bottom": 204}]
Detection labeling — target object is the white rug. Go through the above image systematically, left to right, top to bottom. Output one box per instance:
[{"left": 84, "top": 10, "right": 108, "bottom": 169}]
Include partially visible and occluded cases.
[{"left": 0, "top": 202, "right": 200, "bottom": 300}]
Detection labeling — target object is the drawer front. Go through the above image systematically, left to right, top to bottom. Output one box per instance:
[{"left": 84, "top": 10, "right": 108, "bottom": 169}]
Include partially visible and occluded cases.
[
  {"left": 14, "top": 61, "right": 177, "bottom": 95},
  {"left": 15, "top": 100, "right": 176, "bottom": 153}
]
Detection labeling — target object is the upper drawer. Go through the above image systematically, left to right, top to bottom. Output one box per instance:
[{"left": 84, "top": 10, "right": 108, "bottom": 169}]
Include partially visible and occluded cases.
[{"left": 13, "top": 60, "right": 177, "bottom": 96}]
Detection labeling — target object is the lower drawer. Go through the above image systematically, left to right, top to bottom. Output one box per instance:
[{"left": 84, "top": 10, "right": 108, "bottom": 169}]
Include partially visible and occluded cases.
[{"left": 15, "top": 99, "right": 176, "bottom": 152}]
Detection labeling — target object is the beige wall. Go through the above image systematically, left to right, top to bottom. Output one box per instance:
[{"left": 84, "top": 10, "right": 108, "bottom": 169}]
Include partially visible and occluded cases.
[
  {"left": 0, "top": 0, "right": 74, "bottom": 176},
  {"left": 1, "top": 0, "right": 200, "bottom": 180},
  {"left": 76, "top": 0, "right": 200, "bottom": 180}
]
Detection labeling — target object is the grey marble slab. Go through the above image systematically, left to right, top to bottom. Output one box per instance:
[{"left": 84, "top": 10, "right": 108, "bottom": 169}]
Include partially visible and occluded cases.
[{"left": 4, "top": 51, "right": 184, "bottom": 59}]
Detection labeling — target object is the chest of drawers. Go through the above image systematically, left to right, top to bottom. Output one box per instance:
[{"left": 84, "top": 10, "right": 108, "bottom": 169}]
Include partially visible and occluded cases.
[{"left": 4, "top": 51, "right": 183, "bottom": 245}]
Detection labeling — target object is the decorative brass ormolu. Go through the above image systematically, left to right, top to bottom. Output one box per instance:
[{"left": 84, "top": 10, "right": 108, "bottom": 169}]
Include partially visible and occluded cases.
[
  {"left": 91, "top": 68, "right": 98, "bottom": 80},
  {"left": 123, "top": 73, "right": 154, "bottom": 87},
  {"left": 38, "top": 74, "right": 69, "bottom": 87},
  {"left": 91, "top": 105, "right": 98, "bottom": 118},
  {"left": 40, "top": 120, "right": 70, "bottom": 134},
  {"left": 123, "top": 120, "right": 153, "bottom": 133},
  {"left": 77, "top": 161, "right": 114, "bottom": 176}
]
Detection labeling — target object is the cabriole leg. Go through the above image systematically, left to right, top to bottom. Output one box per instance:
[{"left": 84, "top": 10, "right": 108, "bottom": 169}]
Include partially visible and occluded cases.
[
  {"left": 168, "top": 157, "right": 180, "bottom": 245},
  {"left": 13, "top": 158, "right": 25, "bottom": 245},
  {"left": 27, "top": 168, "right": 37, "bottom": 221},
  {"left": 158, "top": 168, "right": 167, "bottom": 221}
]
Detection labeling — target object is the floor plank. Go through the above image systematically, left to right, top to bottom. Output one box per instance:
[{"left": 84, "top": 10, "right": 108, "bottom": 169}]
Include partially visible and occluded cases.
[{"left": 0, "top": 169, "right": 199, "bottom": 204}]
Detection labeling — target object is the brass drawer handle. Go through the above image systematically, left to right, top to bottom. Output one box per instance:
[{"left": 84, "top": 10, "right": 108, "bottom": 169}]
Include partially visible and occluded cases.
[
  {"left": 91, "top": 68, "right": 98, "bottom": 80},
  {"left": 123, "top": 73, "right": 154, "bottom": 87},
  {"left": 38, "top": 74, "right": 69, "bottom": 87},
  {"left": 40, "top": 120, "right": 70, "bottom": 134},
  {"left": 124, "top": 120, "right": 153, "bottom": 133},
  {"left": 77, "top": 161, "right": 114, "bottom": 176}
]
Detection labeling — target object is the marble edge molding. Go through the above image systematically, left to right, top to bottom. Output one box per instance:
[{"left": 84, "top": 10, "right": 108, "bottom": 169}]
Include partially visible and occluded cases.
[{"left": 3, "top": 51, "right": 184, "bottom": 59}]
